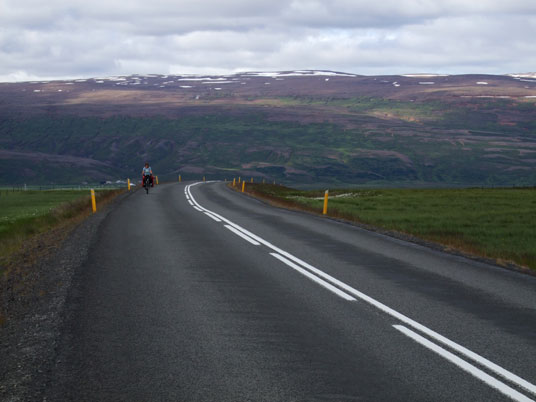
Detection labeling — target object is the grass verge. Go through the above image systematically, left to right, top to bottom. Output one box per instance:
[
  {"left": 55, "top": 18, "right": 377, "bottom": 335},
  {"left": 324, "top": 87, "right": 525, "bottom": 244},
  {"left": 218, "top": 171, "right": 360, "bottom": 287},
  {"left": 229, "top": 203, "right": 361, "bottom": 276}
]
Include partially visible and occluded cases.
[
  {"left": 232, "top": 183, "right": 536, "bottom": 272},
  {"left": 0, "top": 189, "right": 126, "bottom": 326},
  {"left": 0, "top": 190, "right": 124, "bottom": 263}
]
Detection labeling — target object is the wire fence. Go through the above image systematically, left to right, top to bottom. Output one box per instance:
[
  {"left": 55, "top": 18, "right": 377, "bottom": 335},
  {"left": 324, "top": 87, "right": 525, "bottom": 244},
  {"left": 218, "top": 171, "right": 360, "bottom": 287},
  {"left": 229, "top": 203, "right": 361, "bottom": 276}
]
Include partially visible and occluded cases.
[{"left": 0, "top": 183, "right": 128, "bottom": 193}]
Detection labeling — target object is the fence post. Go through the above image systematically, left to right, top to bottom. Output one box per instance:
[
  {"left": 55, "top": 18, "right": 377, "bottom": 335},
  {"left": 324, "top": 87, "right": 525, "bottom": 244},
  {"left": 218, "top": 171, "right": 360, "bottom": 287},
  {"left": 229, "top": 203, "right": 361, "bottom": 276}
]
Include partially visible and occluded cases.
[
  {"left": 90, "top": 189, "right": 97, "bottom": 213},
  {"left": 323, "top": 190, "right": 329, "bottom": 215}
]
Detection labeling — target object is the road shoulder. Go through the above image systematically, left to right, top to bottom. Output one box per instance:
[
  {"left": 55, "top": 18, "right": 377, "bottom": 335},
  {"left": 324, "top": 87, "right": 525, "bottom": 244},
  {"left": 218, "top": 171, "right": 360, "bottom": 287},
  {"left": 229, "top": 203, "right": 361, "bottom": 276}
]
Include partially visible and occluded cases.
[{"left": 0, "top": 191, "right": 132, "bottom": 401}]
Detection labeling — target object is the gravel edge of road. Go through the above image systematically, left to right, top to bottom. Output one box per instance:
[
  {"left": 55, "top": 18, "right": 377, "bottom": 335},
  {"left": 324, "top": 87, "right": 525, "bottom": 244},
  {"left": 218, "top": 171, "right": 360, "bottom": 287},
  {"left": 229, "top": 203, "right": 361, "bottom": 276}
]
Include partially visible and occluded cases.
[
  {"left": 227, "top": 184, "right": 535, "bottom": 277},
  {"left": 0, "top": 190, "right": 134, "bottom": 402}
]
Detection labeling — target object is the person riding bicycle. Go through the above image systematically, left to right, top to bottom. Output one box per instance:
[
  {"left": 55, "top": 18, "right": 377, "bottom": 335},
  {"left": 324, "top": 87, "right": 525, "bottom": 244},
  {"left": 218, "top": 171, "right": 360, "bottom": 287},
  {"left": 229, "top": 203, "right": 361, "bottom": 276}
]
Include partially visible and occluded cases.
[{"left": 142, "top": 162, "right": 154, "bottom": 187}]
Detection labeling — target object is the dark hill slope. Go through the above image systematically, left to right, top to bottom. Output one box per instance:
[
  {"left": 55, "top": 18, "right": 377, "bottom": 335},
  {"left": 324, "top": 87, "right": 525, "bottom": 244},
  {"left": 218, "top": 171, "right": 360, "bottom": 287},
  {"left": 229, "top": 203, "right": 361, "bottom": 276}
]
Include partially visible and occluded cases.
[{"left": 1, "top": 71, "right": 535, "bottom": 186}]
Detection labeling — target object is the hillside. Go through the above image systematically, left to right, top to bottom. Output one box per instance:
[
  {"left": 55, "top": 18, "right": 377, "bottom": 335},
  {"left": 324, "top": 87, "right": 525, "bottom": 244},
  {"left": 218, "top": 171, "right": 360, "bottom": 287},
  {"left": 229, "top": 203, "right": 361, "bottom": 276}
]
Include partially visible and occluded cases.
[{"left": 1, "top": 70, "right": 535, "bottom": 186}]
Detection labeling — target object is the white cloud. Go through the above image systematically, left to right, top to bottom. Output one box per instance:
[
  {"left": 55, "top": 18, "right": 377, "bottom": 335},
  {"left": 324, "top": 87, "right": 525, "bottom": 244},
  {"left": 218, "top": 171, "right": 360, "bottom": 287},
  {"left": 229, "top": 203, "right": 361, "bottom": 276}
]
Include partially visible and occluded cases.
[{"left": 0, "top": 0, "right": 535, "bottom": 81}]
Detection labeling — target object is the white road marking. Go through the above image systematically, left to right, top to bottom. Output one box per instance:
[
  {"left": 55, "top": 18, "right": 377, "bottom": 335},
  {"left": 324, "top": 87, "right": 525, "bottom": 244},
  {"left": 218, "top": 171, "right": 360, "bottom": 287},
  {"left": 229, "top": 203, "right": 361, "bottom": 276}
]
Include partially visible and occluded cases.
[
  {"left": 185, "top": 182, "right": 536, "bottom": 396},
  {"left": 188, "top": 200, "right": 194, "bottom": 206},
  {"left": 193, "top": 206, "right": 203, "bottom": 212},
  {"left": 205, "top": 211, "right": 222, "bottom": 221},
  {"left": 204, "top": 212, "right": 222, "bottom": 222},
  {"left": 224, "top": 225, "right": 260, "bottom": 245},
  {"left": 266, "top": 247, "right": 536, "bottom": 397},
  {"left": 271, "top": 253, "right": 356, "bottom": 301},
  {"left": 394, "top": 325, "right": 534, "bottom": 402}
]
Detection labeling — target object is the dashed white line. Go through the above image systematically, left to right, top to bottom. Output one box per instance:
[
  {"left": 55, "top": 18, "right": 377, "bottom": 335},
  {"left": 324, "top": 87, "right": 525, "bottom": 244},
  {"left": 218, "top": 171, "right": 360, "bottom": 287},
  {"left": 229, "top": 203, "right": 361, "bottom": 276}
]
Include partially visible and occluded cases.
[
  {"left": 185, "top": 182, "right": 536, "bottom": 398},
  {"left": 394, "top": 325, "right": 534, "bottom": 402}
]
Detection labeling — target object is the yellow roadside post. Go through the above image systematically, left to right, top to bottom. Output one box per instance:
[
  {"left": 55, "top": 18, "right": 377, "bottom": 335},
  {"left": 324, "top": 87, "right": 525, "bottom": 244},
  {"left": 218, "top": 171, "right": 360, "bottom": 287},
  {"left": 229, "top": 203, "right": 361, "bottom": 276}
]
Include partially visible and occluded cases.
[
  {"left": 179, "top": 175, "right": 182, "bottom": 183},
  {"left": 156, "top": 176, "right": 159, "bottom": 185},
  {"left": 203, "top": 176, "right": 206, "bottom": 182},
  {"left": 238, "top": 176, "right": 241, "bottom": 184},
  {"left": 251, "top": 177, "right": 253, "bottom": 183},
  {"left": 127, "top": 178, "right": 131, "bottom": 190},
  {"left": 233, "top": 178, "right": 236, "bottom": 187},
  {"left": 263, "top": 179, "right": 265, "bottom": 184},
  {"left": 242, "top": 181, "right": 245, "bottom": 193},
  {"left": 90, "top": 189, "right": 97, "bottom": 213},
  {"left": 323, "top": 190, "right": 329, "bottom": 215}
]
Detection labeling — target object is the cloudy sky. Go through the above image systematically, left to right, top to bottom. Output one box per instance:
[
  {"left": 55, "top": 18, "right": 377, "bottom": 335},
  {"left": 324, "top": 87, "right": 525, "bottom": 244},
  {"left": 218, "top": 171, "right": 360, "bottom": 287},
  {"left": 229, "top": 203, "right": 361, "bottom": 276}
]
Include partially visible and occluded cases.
[{"left": 1, "top": 0, "right": 535, "bottom": 81}]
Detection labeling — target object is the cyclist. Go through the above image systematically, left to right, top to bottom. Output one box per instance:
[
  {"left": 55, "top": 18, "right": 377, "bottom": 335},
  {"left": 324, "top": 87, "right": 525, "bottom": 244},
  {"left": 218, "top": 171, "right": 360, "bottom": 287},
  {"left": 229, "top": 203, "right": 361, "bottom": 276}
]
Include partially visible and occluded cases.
[{"left": 142, "top": 162, "right": 154, "bottom": 187}]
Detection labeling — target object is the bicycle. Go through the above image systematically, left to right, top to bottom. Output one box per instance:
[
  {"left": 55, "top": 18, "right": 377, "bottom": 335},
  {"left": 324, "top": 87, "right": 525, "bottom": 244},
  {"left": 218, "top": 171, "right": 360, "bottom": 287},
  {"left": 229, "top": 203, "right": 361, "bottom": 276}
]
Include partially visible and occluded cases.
[{"left": 143, "top": 175, "right": 151, "bottom": 194}]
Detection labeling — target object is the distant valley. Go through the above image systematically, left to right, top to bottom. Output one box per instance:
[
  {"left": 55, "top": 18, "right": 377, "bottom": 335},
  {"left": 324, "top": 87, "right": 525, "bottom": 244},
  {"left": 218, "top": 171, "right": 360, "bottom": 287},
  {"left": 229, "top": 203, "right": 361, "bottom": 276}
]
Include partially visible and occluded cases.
[{"left": 1, "top": 70, "right": 535, "bottom": 186}]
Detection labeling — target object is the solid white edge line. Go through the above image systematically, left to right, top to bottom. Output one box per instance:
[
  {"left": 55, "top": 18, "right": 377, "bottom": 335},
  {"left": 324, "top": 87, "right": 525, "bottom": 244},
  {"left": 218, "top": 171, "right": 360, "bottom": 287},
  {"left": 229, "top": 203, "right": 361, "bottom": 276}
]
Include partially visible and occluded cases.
[
  {"left": 186, "top": 182, "right": 536, "bottom": 396},
  {"left": 192, "top": 194, "right": 536, "bottom": 395},
  {"left": 193, "top": 206, "right": 203, "bottom": 212},
  {"left": 205, "top": 211, "right": 222, "bottom": 222},
  {"left": 204, "top": 212, "right": 222, "bottom": 222},
  {"left": 224, "top": 225, "right": 260, "bottom": 246},
  {"left": 270, "top": 250, "right": 536, "bottom": 396},
  {"left": 271, "top": 253, "right": 356, "bottom": 301},
  {"left": 393, "top": 325, "right": 534, "bottom": 402}
]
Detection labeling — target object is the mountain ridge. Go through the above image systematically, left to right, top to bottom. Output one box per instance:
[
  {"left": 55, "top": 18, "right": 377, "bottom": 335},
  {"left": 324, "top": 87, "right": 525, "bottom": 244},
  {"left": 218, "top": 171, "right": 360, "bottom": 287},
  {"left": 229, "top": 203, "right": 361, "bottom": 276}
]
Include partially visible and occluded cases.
[{"left": 1, "top": 70, "right": 535, "bottom": 186}]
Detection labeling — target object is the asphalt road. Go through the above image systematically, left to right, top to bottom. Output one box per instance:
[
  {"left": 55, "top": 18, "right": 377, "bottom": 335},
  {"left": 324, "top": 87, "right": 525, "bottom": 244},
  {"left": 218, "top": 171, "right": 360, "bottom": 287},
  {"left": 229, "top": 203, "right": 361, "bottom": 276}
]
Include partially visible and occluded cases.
[{"left": 45, "top": 182, "right": 536, "bottom": 401}]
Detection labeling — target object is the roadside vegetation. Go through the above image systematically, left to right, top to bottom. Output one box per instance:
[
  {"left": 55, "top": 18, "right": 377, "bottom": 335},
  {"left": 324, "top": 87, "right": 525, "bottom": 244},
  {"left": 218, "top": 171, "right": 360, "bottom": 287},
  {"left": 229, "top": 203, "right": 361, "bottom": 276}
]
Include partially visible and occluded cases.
[
  {"left": 235, "top": 183, "right": 536, "bottom": 272},
  {"left": 0, "top": 188, "right": 125, "bottom": 325},
  {"left": 0, "top": 189, "right": 124, "bottom": 274}
]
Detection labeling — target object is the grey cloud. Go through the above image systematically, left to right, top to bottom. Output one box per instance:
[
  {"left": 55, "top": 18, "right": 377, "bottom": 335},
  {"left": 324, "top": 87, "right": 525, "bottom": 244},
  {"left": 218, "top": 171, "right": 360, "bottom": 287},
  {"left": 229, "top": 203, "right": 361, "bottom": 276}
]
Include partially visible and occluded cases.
[{"left": 0, "top": 0, "right": 535, "bottom": 81}]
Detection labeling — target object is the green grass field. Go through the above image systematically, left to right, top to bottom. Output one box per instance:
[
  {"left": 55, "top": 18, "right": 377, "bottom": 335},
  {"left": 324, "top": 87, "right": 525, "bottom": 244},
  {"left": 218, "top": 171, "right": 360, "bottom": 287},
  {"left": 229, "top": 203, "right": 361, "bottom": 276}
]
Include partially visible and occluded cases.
[
  {"left": 242, "top": 184, "right": 536, "bottom": 271},
  {"left": 0, "top": 189, "right": 123, "bottom": 270},
  {"left": 0, "top": 190, "right": 90, "bottom": 233}
]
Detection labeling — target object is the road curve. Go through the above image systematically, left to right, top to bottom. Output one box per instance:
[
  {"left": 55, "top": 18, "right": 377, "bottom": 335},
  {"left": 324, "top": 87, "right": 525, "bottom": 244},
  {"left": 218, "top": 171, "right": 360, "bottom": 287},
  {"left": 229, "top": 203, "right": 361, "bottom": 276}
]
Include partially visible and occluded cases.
[{"left": 45, "top": 182, "right": 536, "bottom": 402}]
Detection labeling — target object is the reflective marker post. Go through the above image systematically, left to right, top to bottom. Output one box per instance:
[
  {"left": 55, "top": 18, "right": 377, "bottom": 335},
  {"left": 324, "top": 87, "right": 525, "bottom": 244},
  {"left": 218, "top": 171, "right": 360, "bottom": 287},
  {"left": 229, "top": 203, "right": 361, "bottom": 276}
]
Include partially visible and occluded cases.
[
  {"left": 90, "top": 189, "right": 97, "bottom": 213},
  {"left": 323, "top": 190, "right": 329, "bottom": 215}
]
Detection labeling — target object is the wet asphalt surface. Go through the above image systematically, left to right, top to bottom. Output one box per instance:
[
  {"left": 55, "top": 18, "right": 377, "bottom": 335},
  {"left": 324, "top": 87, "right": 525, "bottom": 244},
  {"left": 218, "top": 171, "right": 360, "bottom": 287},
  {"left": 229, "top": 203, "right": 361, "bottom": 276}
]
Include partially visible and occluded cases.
[{"left": 44, "top": 182, "right": 536, "bottom": 401}]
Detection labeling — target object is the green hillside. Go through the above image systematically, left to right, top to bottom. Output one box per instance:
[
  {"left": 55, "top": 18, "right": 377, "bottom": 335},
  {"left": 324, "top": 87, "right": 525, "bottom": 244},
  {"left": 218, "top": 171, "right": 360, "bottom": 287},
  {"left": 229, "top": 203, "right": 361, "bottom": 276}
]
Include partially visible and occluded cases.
[{"left": 1, "top": 73, "right": 535, "bottom": 186}]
